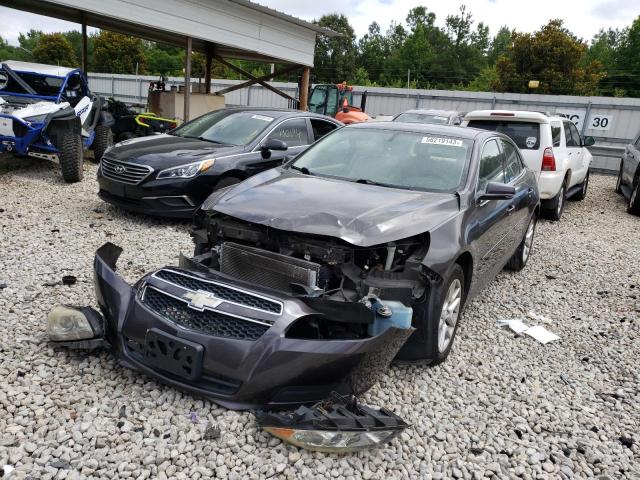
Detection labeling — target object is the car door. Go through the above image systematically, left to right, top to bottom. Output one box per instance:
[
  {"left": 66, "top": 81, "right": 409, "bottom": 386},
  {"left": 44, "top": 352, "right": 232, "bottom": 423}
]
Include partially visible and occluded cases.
[
  {"left": 257, "top": 117, "right": 311, "bottom": 168},
  {"left": 563, "top": 120, "right": 584, "bottom": 187},
  {"left": 468, "top": 138, "right": 514, "bottom": 283},
  {"left": 501, "top": 138, "right": 533, "bottom": 249}
]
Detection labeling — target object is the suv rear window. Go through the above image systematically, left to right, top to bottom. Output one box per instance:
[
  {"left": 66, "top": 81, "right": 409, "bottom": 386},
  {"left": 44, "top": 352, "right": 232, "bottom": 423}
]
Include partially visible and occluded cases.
[{"left": 467, "top": 120, "right": 541, "bottom": 150}]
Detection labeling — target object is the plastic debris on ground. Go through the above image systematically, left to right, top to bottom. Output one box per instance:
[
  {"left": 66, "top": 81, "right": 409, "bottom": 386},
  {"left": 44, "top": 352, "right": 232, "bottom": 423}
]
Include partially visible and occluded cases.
[{"left": 497, "top": 315, "right": 560, "bottom": 344}]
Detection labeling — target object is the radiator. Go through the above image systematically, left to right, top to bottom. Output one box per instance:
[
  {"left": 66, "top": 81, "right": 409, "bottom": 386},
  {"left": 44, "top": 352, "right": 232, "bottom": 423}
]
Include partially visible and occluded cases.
[{"left": 220, "top": 242, "right": 320, "bottom": 292}]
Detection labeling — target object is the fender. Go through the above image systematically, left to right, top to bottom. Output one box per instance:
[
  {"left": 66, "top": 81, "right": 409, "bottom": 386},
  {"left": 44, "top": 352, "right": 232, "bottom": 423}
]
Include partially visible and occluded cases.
[{"left": 74, "top": 96, "right": 92, "bottom": 124}]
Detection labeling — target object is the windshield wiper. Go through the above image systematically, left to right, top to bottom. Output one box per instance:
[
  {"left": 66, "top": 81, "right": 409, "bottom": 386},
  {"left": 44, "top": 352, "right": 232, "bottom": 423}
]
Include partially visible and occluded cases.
[
  {"left": 181, "top": 135, "right": 231, "bottom": 145},
  {"left": 290, "top": 165, "right": 313, "bottom": 175},
  {"left": 354, "top": 178, "right": 398, "bottom": 189}
]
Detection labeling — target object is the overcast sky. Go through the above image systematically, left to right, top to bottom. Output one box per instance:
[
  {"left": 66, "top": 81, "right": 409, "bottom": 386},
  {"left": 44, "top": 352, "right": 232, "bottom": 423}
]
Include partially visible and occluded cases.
[{"left": 0, "top": 0, "right": 638, "bottom": 46}]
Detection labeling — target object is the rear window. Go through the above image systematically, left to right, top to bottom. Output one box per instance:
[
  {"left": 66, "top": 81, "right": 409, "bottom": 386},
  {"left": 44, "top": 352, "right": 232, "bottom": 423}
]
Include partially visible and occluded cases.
[{"left": 467, "top": 120, "right": 541, "bottom": 150}]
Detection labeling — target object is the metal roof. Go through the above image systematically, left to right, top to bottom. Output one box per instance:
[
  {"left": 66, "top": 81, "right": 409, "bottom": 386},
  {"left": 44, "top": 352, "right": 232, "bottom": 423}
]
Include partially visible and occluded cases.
[
  {"left": 1, "top": 0, "right": 334, "bottom": 66},
  {"left": 2, "top": 60, "right": 77, "bottom": 77}
]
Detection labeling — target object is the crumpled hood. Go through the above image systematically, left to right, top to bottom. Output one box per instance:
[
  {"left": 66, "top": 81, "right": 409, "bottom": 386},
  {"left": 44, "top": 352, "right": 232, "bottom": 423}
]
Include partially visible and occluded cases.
[
  {"left": 0, "top": 97, "right": 68, "bottom": 118},
  {"left": 105, "top": 134, "right": 246, "bottom": 169},
  {"left": 205, "top": 169, "right": 461, "bottom": 247}
]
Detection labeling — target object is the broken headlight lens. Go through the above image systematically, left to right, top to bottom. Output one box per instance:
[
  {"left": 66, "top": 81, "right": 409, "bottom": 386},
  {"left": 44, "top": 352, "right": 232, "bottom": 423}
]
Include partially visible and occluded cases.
[
  {"left": 156, "top": 159, "right": 214, "bottom": 179},
  {"left": 47, "top": 305, "right": 95, "bottom": 341},
  {"left": 262, "top": 427, "right": 401, "bottom": 453}
]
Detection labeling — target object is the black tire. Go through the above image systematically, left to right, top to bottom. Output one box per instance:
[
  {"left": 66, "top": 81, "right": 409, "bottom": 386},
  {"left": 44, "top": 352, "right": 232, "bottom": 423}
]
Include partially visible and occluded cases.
[
  {"left": 92, "top": 125, "right": 114, "bottom": 163},
  {"left": 59, "top": 132, "right": 83, "bottom": 183},
  {"left": 615, "top": 160, "right": 624, "bottom": 194},
  {"left": 572, "top": 171, "right": 589, "bottom": 201},
  {"left": 215, "top": 176, "right": 242, "bottom": 190},
  {"left": 627, "top": 179, "right": 640, "bottom": 216},
  {"left": 544, "top": 182, "right": 566, "bottom": 221},
  {"left": 506, "top": 214, "right": 537, "bottom": 271},
  {"left": 396, "top": 263, "right": 465, "bottom": 365}
]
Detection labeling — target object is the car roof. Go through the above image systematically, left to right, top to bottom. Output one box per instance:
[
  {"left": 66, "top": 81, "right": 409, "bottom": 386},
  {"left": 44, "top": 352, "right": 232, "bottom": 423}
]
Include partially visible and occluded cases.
[
  {"left": 2, "top": 60, "right": 78, "bottom": 77},
  {"left": 398, "top": 109, "right": 460, "bottom": 117},
  {"left": 465, "top": 110, "right": 550, "bottom": 124},
  {"left": 348, "top": 121, "right": 487, "bottom": 140}
]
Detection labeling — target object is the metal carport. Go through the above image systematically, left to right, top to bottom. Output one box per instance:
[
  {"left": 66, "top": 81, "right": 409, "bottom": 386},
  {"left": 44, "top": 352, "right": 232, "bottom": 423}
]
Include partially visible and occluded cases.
[{"left": 1, "top": 0, "right": 335, "bottom": 118}]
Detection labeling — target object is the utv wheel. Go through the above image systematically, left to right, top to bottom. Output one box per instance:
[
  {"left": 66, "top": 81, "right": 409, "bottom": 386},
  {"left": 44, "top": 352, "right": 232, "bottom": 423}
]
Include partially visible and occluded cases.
[
  {"left": 92, "top": 125, "right": 114, "bottom": 163},
  {"left": 59, "top": 132, "right": 83, "bottom": 183},
  {"left": 615, "top": 161, "right": 623, "bottom": 194},
  {"left": 572, "top": 171, "right": 589, "bottom": 201},
  {"left": 627, "top": 180, "right": 640, "bottom": 216},
  {"left": 544, "top": 182, "right": 565, "bottom": 221},
  {"left": 506, "top": 214, "right": 537, "bottom": 271}
]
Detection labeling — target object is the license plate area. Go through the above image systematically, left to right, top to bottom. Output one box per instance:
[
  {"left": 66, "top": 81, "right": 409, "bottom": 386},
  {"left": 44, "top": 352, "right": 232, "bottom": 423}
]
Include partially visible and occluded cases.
[{"left": 144, "top": 329, "right": 203, "bottom": 380}]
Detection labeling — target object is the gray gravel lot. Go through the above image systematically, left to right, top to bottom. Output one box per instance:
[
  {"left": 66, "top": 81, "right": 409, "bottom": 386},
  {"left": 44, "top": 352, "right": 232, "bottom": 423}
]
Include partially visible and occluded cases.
[{"left": 0, "top": 157, "right": 638, "bottom": 479}]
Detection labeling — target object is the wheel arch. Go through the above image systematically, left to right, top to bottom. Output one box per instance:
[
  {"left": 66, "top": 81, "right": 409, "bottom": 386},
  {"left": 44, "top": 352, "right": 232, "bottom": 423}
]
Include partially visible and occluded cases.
[{"left": 454, "top": 251, "right": 473, "bottom": 306}]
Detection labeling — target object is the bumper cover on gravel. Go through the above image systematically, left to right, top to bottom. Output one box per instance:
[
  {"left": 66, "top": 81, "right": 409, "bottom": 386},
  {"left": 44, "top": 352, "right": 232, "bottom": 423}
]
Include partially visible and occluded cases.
[{"left": 73, "top": 242, "right": 412, "bottom": 410}]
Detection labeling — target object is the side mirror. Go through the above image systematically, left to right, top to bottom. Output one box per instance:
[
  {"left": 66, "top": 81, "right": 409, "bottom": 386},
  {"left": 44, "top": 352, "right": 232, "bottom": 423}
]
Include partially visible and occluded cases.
[
  {"left": 583, "top": 136, "right": 595, "bottom": 147},
  {"left": 260, "top": 138, "right": 288, "bottom": 159},
  {"left": 477, "top": 181, "right": 516, "bottom": 202}
]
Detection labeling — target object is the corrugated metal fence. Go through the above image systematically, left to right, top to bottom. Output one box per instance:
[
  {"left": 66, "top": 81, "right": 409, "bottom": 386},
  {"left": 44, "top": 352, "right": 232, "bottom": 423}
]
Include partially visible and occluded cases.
[{"left": 88, "top": 72, "right": 640, "bottom": 172}]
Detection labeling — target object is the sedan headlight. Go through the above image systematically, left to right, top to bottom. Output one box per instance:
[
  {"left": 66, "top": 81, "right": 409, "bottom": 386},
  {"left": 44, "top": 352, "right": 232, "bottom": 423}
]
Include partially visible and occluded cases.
[
  {"left": 156, "top": 159, "right": 215, "bottom": 179},
  {"left": 47, "top": 305, "right": 95, "bottom": 341}
]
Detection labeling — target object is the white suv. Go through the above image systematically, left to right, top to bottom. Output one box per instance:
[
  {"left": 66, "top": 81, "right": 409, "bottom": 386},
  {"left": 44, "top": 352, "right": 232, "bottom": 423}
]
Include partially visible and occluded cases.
[{"left": 463, "top": 110, "right": 594, "bottom": 220}]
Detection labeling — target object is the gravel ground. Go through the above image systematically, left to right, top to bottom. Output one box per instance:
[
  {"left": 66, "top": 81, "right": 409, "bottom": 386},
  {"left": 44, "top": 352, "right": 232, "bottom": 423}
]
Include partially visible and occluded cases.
[{"left": 0, "top": 157, "right": 638, "bottom": 480}]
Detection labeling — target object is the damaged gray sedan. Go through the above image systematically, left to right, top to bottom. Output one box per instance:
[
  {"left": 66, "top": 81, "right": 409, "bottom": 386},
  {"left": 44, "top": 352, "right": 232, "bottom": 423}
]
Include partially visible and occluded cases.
[{"left": 48, "top": 123, "right": 539, "bottom": 411}]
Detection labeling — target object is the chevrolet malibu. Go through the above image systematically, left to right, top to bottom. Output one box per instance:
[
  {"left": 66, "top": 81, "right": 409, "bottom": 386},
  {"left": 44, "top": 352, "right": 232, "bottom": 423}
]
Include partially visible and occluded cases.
[{"left": 49, "top": 123, "right": 539, "bottom": 409}]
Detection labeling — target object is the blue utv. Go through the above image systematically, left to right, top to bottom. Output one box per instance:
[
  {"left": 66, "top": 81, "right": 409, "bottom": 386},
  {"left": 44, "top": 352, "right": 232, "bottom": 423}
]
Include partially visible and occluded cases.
[{"left": 0, "top": 60, "right": 114, "bottom": 182}]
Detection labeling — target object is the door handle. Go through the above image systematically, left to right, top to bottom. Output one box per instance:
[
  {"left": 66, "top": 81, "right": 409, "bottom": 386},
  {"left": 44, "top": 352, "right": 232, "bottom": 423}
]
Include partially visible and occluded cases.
[
  {"left": 527, "top": 187, "right": 534, "bottom": 197},
  {"left": 506, "top": 204, "right": 515, "bottom": 214}
]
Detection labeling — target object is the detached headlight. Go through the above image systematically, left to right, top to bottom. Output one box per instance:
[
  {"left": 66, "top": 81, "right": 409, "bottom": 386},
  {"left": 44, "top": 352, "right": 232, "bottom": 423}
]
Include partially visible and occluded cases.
[
  {"left": 23, "top": 114, "right": 48, "bottom": 124},
  {"left": 156, "top": 159, "right": 215, "bottom": 179},
  {"left": 47, "top": 305, "right": 95, "bottom": 341},
  {"left": 257, "top": 393, "right": 409, "bottom": 453}
]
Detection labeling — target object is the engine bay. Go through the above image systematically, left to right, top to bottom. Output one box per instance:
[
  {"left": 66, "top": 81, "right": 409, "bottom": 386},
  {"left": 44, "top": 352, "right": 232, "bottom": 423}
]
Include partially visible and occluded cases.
[{"left": 192, "top": 213, "right": 429, "bottom": 340}]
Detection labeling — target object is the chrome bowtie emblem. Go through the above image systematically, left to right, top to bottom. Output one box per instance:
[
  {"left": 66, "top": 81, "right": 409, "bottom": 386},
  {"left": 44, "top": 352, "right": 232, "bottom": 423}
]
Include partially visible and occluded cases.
[
  {"left": 114, "top": 165, "right": 126, "bottom": 174},
  {"left": 183, "top": 290, "right": 223, "bottom": 311}
]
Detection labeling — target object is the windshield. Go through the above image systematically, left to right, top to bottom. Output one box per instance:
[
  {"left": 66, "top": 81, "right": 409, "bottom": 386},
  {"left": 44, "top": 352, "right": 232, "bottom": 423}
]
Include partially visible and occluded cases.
[
  {"left": 0, "top": 67, "right": 64, "bottom": 97},
  {"left": 172, "top": 111, "right": 276, "bottom": 146},
  {"left": 394, "top": 112, "right": 451, "bottom": 125},
  {"left": 467, "top": 119, "right": 541, "bottom": 150},
  {"left": 290, "top": 128, "right": 472, "bottom": 192}
]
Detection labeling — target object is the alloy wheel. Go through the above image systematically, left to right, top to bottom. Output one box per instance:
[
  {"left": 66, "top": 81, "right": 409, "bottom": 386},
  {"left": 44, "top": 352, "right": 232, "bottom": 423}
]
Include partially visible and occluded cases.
[{"left": 438, "top": 279, "right": 462, "bottom": 353}]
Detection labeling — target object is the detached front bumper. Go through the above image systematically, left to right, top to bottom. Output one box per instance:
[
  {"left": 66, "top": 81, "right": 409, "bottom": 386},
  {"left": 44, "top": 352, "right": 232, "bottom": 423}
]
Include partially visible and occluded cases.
[{"left": 70, "top": 243, "right": 412, "bottom": 410}]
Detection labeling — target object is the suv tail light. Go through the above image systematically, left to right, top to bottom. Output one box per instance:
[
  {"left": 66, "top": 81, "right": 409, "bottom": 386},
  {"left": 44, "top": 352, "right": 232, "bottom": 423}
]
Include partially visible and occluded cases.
[{"left": 542, "top": 147, "right": 556, "bottom": 171}]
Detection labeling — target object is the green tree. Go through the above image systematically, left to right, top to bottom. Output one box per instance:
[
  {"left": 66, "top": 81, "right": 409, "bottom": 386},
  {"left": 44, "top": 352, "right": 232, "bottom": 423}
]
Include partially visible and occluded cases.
[
  {"left": 313, "top": 14, "right": 357, "bottom": 83},
  {"left": 609, "top": 17, "right": 640, "bottom": 97},
  {"left": 495, "top": 19, "right": 604, "bottom": 95},
  {"left": 357, "top": 22, "right": 386, "bottom": 84},
  {"left": 488, "top": 26, "right": 512, "bottom": 64},
  {"left": 18, "top": 29, "right": 43, "bottom": 55},
  {"left": 93, "top": 31, "right": 146, "bottom": 74},
  {"left": 32, "top": 33, "right": 78, "bottom": 67}
]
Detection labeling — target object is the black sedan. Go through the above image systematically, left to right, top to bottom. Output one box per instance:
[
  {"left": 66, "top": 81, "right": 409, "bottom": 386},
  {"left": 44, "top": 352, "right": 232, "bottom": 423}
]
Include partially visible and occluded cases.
[
  {"left": 97, "top": 107, "right": 342, "bottom": 218},
  {"left": 50, "top": 123, "right": 539, "bottom": 409},
  {"left": 616, "top": 131, "right": 640, "bottom": 215}
]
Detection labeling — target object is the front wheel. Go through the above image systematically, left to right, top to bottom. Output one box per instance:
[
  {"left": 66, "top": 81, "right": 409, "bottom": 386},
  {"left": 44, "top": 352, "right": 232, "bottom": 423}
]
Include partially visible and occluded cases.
[
  {"left": 92, "top": 125, "right": 114, "bottom": 163},
  {"left": 59, "top": 132, "right": 83, "bottom": 183},
  {"left": 572, "top": 171, "right": 589, "bottom": 201},
  {"left": 627, "top": 180, "right": 640, "bottom": 216},
  {"left": 506, "top": 214, "right": 537, "bottom": 271},
  {"left": 396, "top": 263, "right": 465, "bottom": 365}
]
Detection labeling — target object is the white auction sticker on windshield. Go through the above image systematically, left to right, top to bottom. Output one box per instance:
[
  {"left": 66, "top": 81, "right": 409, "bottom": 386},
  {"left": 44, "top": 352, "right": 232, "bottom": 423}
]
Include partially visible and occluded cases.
[
  {"left": 251, "top": 114, "right": 273, "bottom": 122},
  {"left": 421, "top": 136, "right": 463, "bottom": 147},
  {"left": 525, "top": 136, "right": 537, "bottom": 148}
]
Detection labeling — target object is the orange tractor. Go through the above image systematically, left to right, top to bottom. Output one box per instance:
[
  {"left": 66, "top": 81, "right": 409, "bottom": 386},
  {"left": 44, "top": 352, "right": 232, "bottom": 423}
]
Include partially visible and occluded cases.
[{"left": 307, "top": 83, "right": 370, "bottom": 124}]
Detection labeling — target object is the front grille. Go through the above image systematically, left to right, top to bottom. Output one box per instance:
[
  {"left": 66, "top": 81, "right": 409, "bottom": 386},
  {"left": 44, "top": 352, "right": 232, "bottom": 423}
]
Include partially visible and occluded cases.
[
  {"left": 101, "top": 157, "right": 152, "bottom": 185},
  {"left": 220, "top": 242, "right": 320, "bottom": 292},
  {"left": 155, "top": 269, "right": 282, "bottom": 314},
  {"left": 142, "top": 287, "right": 270, "bottom": 340}
]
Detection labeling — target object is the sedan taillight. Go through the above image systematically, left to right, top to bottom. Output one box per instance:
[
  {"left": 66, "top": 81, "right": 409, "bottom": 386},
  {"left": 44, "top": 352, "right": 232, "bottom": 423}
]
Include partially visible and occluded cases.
[{"left": 542, "top": 147, "right": 556, "bottom": 171}]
